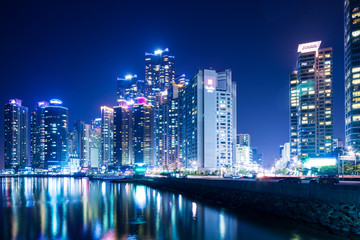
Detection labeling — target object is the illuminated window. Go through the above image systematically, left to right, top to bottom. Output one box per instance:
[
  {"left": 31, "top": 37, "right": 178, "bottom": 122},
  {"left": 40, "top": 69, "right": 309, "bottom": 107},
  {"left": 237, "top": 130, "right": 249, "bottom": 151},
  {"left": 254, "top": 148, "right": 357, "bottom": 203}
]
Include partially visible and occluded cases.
[
  {"left": 353, "top": 12, "right": 360, "bottom": 19},
  {"left": 353, "top": 18, "right": 360, "bottom": 25},
  {"left": 353, "top": 30, "right": 360, "bottom": 37},
  {"left": 353, "top": 79, "right": 360, "bottom": 85},
  {"left": 354, "top": 91, "right": 360, "bottom": 97},
  {"left": 353, "top": 103, "right": 360, "bottom": 109},
  {"left": 353, "top": 115, "right": 360, "bottom": 121}
]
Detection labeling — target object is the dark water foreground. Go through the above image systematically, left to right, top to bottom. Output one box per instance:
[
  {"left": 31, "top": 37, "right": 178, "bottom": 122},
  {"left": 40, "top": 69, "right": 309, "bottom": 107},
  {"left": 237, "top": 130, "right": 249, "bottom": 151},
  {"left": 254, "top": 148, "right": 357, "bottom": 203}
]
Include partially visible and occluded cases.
[{"left": 0, "top": 178, "right": 342, "bottom": 240}]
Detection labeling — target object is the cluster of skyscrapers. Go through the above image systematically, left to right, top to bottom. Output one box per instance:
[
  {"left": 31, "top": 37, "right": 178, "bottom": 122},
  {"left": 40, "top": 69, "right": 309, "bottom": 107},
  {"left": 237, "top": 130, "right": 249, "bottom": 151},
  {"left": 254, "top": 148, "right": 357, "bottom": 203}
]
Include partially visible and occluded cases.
[
  {"left": 6, "top": 0, "right": 359, "bottom": 173},
  {"left": 3, "top": 48, "right": 239, "bottom": 173}
]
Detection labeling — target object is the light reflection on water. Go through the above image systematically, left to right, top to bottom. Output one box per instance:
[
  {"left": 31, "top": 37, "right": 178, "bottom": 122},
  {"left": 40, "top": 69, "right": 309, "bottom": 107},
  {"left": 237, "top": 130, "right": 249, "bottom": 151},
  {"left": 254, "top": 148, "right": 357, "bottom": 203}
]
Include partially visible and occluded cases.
[{"left": 0, "top": 177, "right": 341, "bottom": 240}]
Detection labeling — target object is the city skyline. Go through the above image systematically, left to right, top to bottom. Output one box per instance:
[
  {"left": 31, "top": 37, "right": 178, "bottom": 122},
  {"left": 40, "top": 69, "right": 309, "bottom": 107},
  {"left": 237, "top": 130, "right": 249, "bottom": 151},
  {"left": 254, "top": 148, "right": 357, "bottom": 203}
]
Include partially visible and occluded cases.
[{"left": 0, "top": 0, "right": 344, "bottom": 167}]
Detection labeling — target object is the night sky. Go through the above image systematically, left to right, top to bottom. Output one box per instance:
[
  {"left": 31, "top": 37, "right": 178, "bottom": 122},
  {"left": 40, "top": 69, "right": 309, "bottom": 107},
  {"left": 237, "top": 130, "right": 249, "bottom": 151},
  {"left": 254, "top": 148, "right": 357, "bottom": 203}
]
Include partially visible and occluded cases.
[{"left": 0, "top": 0, "right": 344, "bottom": 168}]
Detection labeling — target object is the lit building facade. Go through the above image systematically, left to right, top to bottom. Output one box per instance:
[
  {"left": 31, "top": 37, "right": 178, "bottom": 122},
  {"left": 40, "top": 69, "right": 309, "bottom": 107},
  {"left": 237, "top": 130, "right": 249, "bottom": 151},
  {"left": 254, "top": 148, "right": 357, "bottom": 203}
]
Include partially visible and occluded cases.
[
  {"left": 345, "top": 0, "right": 360, "bottom": 151},
  {"left": 290, "top": 41, "right": 333, "bottom": 157},
  {"left": 145, "top": 48, "right": 175, "bottom": 103},
  {"left": 182, "top": 69, "right": 236, "bottom": 172},
  {"left": 289, "top": 71, "right": 299, "bottom": 157},
  {"left": 117, "top": 74, "right": 146, "bottom": 102},
  {"left": 167, "top": 79, "right": 187, "bottom": 170},
  {"left": 155, "top": 91, "right": 169, "bottom": 169},
  {"left": 132, "top": 98, "right": 154, "bottom": 165},
  {"left": 4, "top": 99, "right": 29, "bottom": 169},
  {"left": 31, "top": 99, "right": 69, "bottom": 169},
  {"left": 31, "top": 101, "right": 49, "bottom": 169},
  {"left": 114, "top": 101, "right": 132, "bottom": 166},
  {"left": 101, "top": 106, "right": 114, "bottom": 168},
  {"left": 90, "top": 118, "right": 102, "bottom": 168},
  {"left": 71, "top": 121, "right": 91, "bottom": 168},
  {"left": 236, "top": 134, "right": 250, "bottom": 147},
  {"left": 235, "top": 146, "right": 252, "bottom": 170}
]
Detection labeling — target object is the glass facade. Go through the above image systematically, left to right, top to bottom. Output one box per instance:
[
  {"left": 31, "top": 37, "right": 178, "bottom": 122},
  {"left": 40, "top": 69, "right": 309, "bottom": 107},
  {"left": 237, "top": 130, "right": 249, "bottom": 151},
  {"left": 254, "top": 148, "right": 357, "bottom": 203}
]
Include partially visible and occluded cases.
[
  {"left": 345, "top": 0, "right": 360, "bottom": 151},
  {"left": 291, "top": 42, "right": 333, "bottom": 157},
  {"left": 145, "top": 48, "right": 175, "bottom": 104},
  {"left": 4, "top": 99, "right": 29, "bottom": 169},
  {"left": 101, "top": 106, "right": 114, "bottom": 168}
]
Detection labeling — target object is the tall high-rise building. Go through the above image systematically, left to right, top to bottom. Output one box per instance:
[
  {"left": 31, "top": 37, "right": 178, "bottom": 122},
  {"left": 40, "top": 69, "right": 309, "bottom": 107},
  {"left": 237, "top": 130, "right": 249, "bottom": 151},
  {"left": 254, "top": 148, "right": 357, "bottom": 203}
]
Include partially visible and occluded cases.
[
  {"left": 345, "top": 0, "right": 360, "bottom": 151},
  {"left": 290, "top": 41, "right": 333, "bottom": 157},
  {"left": 145, "top": 48, "right": 175, "bottom": 103},
  {"left": 182, "top": 69, "right": 236, "bottom": 172},
  {"left": 290, "top": 71, "right": 299, "bottom": 157},
  {"left": 117, "top": 74, "right": 146, "bottom": 102},
  {"left": 167, "top": 78, "right": 187, "bottom": 170},
  {"left": 155, "top": 91, "right": 169, "bottom": 169},
  {"left": 132, "top": 98, "right": 154, "bottom": 165},
  {"left": 4, "top": 99, "right": 29, "bottom": 169},
  {"left": 31, "top": 99, "right": 68, "bottom": 169},
  {"left": 31, "top": 101, "right": 49, "bottom": 169},
  {"left": 114, "top": 101, "right": 132, "bottom": 166},
  {"left": 101, "top": 106, "right": 114, "bottom": 168},
  {"left": 90, "top": 118, "right": 102, "bottom": 168},
  {"left": 71, "top": 121, "right": 91, "bottom": 168},
  {"left": 236, "top": 134, "right": 250, "bottom": 147}
]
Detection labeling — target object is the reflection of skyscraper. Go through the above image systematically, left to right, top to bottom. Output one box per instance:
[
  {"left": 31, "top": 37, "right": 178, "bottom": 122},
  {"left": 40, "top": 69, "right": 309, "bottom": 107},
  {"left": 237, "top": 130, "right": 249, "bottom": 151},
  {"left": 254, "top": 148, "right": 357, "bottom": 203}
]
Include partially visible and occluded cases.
[
  {"left": 345, "top": 0, "right": 360, "bottom": 151},
  {"left": 290, "top": 41, "right": 333, "bottom": 157},
  {"left": 145, "top": 48, "right": 175, "bottom": 103},
  {"left": 4, "top": 99, "right": 29, "bottom": 169},
  {"left": 31, "top": 99, "right": 68, "bottom": 169},
  {"left": 101, "top": 106, "right": 114, "bottom": 168}
]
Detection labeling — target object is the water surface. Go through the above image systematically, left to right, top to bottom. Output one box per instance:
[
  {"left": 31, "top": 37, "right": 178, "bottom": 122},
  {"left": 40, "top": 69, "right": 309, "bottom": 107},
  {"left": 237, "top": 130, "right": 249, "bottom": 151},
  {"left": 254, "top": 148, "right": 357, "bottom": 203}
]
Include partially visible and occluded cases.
[{"left": 0, "top": 178, "right": 341, "bottom": 240}]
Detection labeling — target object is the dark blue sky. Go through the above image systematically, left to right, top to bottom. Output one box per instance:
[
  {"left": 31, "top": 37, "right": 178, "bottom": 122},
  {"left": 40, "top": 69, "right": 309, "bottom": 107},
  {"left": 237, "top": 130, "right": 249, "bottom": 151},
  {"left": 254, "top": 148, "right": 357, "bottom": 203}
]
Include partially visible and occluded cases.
[{"left": 0, "top": 0, "right": 344, "bottom": 168}]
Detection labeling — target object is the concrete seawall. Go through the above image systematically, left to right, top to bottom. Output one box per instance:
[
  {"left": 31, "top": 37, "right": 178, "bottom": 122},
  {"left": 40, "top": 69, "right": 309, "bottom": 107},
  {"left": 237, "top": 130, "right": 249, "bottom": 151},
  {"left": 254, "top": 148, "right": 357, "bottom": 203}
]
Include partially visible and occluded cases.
[{"left": 138, "top": 178, "right": 360, "bottom": 236}]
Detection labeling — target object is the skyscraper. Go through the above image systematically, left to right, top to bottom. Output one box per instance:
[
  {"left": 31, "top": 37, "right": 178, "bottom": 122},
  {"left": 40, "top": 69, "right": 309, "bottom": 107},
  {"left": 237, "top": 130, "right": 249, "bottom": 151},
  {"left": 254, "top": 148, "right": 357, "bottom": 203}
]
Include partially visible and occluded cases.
[
  {"left": 345, "top": 0, "right": 360, "bottom": 151},
  {"left": 290, "top": 41, "right": 333, "bottom": 158},
  {"left": 145, "top": 48, "right": 175, "bottom": 103},
  {"left": 182, "top": 69, "right": 236, "bottom": 172},
  {"left": 289, "top": 71, "right": 299, "bottom": 157},
  {"left": 117, "top": 74, "right": 146, "bottom": 102},
  {"left": 167, "top": 78, "right": 187, "bottom": 170},
  {"left": 155, "top": 91, "right": 169, "bottom": 169},
  {"left": 132, "top": 97, "right": 154, "bottom": 165},
  {"left": 4, "top": 99, "right": 29, "bottom": 169},
  {"left": 31, "top": 99, "right": 68, "bottom": 169},
  {"left": 43, "top": 99, "right": 69, "bottom": 169},
  {"left": 31, "top": 101, "right": 49, "bottom": 169},
  {"left": 114, "top": 101, "right": 132, "bottom": 166},
  {"left": 101, "top": 106, "right": 114, "bottom": 168},
  {"left": 90, "top": 118, "right": 102, "bottom": 168},
  {"left": 71, "top": 121, "right": 91, "bottom": 168}
]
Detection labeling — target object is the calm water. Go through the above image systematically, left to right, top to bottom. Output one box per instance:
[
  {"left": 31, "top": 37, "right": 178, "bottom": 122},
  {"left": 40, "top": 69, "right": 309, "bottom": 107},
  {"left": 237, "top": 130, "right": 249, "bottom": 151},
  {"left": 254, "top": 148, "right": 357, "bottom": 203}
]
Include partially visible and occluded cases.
[{"left": 0, "top": 178, "right": 341, "bottom": 240}]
